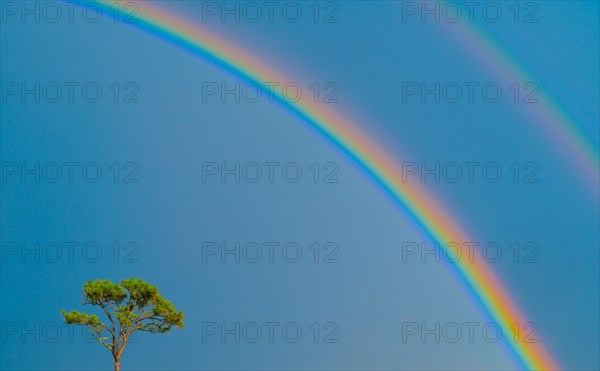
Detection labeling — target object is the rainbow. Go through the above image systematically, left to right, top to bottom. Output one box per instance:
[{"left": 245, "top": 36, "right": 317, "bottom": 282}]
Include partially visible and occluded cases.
[
  {"left": 83, "top": 0, "right": 563, "bottom": 369},
  {"left": 439, "top": 4, "right": 599, "bottom": 191}
]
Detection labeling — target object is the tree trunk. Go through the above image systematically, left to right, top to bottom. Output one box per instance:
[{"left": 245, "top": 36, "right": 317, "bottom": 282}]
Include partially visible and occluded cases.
[{"left": 114, "top": 359, "right": 120, "bottom": 371}]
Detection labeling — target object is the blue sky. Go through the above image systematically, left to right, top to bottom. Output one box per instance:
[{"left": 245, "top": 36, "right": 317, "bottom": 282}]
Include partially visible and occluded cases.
[{"left": 1, "top": 1, "right": 598, "bottom": 370}]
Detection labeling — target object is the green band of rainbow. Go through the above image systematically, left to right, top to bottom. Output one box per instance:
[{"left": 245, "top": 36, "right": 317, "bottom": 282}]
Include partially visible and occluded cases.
[{"left": 88, "top": 1, "right": 562, "bottom": 368}]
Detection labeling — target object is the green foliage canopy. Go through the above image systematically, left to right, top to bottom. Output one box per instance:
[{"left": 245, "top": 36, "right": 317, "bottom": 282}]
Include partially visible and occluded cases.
[{"left": 61, "top": 278, "right": 183, "bottom": 361}]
